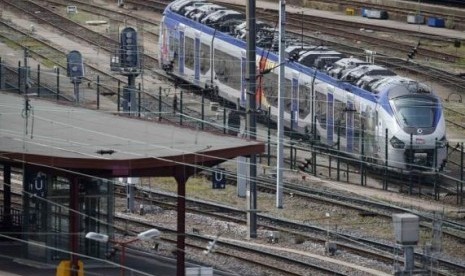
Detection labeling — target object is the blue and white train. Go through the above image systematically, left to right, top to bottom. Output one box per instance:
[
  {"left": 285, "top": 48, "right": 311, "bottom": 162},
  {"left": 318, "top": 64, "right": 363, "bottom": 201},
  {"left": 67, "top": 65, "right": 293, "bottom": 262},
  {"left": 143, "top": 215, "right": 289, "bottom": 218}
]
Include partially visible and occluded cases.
[{"left": 159, "top": 0, "right": 448, "bottom": 172}]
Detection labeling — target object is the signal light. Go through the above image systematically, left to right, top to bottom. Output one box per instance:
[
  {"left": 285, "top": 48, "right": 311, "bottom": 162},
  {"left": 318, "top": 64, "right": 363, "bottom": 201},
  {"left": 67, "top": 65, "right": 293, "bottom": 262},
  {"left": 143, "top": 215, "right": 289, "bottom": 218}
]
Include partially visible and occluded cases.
[
  {"left": 120, "top": 27, "right": 139, "bottom": 68},
  {"left": 66, "top": 50, "right": 84, "bottom": 79}
]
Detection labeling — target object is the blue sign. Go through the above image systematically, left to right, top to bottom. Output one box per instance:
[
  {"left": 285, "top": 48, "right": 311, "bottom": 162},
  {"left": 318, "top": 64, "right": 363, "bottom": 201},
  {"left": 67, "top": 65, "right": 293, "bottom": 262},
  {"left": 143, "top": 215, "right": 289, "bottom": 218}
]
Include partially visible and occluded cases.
[
  {"left": 212, "top": 168, "right": 226, "bottom": 189},
  {"left": 31, "top": 172, "right": 47, "bottom": 199}
]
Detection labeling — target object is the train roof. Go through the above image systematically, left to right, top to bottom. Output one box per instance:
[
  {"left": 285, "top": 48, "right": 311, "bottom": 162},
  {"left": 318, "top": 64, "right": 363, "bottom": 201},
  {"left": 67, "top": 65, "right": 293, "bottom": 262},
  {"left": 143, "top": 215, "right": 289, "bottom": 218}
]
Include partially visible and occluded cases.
[
  {"left": 170, "top": 0, "right": 206, "bottom": 14},
  {"left": 201, "top": 9, "right": 243, "bottom": 24},
  {"left": 234, "top": 21, "right": 271, "bottom": 35},
  {"left": 332, "top": 57, "right": 367, "bottom": 68},
  {"left": 341, "top": 65, "right": 395, "bottom": 82},
  {"left": 371, "top": 76, "right": 433, "bottom": 96}
]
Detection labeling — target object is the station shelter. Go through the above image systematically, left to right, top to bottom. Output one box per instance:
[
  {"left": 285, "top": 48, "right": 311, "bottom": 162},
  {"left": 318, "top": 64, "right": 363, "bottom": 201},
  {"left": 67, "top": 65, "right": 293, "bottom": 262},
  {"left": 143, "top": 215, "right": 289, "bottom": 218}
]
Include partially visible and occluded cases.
[{"left": 0, "top": 92, "right": 264, "bottom": 275}]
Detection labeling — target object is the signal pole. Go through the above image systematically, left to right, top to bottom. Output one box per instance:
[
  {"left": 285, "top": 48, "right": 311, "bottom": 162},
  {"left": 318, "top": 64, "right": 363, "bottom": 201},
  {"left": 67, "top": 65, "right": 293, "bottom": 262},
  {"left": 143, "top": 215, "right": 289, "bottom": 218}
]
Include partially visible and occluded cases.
[
  {"left": 246, "top": 0, "right": 257, "bottom": 239},
  {"left": 276, "top": 0, "right": 286, "bottom": 209},
  {"left": 111, "top": 27, "right": 141, "bottom": 115}
]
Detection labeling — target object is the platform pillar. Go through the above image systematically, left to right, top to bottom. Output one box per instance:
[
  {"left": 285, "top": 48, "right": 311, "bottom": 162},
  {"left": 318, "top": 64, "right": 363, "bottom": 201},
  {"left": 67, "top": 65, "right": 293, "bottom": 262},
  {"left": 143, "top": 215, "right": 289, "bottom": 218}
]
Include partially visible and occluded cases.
[
  {"left": 3, "top": 165, "right": 11, "bottom": 227},
  {"left": 70, "top": 176, "right": 80, "bottom": 276}
]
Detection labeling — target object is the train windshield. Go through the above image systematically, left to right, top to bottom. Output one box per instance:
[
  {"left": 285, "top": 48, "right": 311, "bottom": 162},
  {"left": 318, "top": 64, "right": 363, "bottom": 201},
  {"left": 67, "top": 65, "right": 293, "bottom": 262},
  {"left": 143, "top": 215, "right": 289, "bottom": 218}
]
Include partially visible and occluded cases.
[{"left": 391, "top": 96, "right": 437, "bottom": 128}]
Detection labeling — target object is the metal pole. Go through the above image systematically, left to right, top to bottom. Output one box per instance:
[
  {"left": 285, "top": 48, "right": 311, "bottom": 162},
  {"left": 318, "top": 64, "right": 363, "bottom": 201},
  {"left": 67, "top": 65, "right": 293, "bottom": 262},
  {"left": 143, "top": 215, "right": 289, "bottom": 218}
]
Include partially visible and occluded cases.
[
  {"left": 246, "top": 0, "right": 258, "bottom": 238},
  {"left": 276, "top": 0, "right": 285, "bottom": 209},
  {"left": 24, "top": 48, "right": 28, "bottom": 96},
  {"left": 0, "top": 57, "right": 3, "bottom": 90},
  {"left": 17, "top": 61, "right": 21, "bottom": 93},
  {"left": 37, "top": 64, "right": 40, "bottom": 97},
  {"left": 56, "top": 67, "right": 60, "bottom": 100},
  {"left": 97, "top": 75, "right": 100, "bottom": 109},
  {"left": 117, "top": 80, "right": 121, "bottom": 112},
  {"left": 73, "top": 82, "right": 79, "bottom": 104},
  {"left": 138, "top": 83, "right": 141, "bottom": 118},
  {"left": 158, "top": 87, "right": 162, "bottom": 121},
  {"left": 180, "top": 90, "right": 183, "bottom": 125},
  {"left": 201, "top": 92, "right": 205, "bottom": 130},
  {"left": 267, "top": 106, "right": 271, "bottom": 166},
  {"left": 223, "top": 107, "right": 226, "bottom": 134},
  {"left": 361, "top": 123, "right": 365, "bottom": 186},
  {"left": 337, "top": 125, "right": 340, "bottom": 181},
  {"left": 384, "top": 128, "right": 388, "bottom": 190},
  {"left": 409, "top": 133, "right": 413, "bottom": 195},
  {"left": 460, "top": 143, "right": 463, "bottom": 205},
  {"left": 3, "top": 165, "right": 11, "bottom": 227},
  {"left": 70, "top": 176, "right": 79, "bottom": 276},
  {"left": 120, "top": 244, "right": 126, "bottom": 276}
]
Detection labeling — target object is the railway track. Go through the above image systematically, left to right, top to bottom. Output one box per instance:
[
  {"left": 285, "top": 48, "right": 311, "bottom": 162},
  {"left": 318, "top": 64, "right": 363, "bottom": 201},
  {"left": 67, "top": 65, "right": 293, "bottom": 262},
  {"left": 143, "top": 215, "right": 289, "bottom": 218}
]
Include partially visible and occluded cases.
[
  {"left": 1, "top": 0, "right": 229, "bottom": 133},
  {"left": 2, "top": 0, "right": 158, "bottom": 70},
  {"left": 296, "top": 0, "right": 465, "bottom": 31},
  {"left": 2, "top": 164, "right": 465, "bottom": 274},
  {"left": 113, "top": 184, "right": 465, "bottom": 275},
  {"left": 113, "top": 215, "right": 348, "bottom": 275}
]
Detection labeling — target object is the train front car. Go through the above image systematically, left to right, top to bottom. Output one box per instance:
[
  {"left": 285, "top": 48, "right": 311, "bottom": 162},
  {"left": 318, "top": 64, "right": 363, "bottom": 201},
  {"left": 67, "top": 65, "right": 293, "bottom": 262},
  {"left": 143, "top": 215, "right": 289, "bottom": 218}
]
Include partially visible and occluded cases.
[{"left": 376, "top": 78, "right": 447, "bottom": 172}]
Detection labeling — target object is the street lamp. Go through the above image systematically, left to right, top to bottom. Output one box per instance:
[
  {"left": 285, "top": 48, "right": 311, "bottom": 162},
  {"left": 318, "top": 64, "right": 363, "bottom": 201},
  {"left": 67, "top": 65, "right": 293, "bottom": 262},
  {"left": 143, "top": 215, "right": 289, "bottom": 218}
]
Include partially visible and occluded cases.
[{"left": 86, "top": 229, "right": 160, "bottom": 276}]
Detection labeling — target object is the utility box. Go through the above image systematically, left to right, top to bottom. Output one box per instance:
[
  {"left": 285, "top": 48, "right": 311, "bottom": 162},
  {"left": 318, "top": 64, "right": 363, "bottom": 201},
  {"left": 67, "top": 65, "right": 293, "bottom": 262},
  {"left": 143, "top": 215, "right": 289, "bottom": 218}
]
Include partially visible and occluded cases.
[
  {"left": 345, "top": 8, "right": 355, "bottom": 16},
  {"left": 407, "top": 13, "right": 425, "bottom": 24},
  {"left": 393, "top": 213, "right": 419, "bottom": 245}
]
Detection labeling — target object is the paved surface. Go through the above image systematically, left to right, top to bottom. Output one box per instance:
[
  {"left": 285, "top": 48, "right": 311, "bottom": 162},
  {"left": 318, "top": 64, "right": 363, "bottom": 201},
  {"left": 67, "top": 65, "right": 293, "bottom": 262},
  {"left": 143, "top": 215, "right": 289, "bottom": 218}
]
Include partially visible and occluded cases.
[
  {"left": 0, "top": 239, "right": 239, "bottom": 276},
  {"left": 0, "top": 241, "right": 196, "bottom": 276}
]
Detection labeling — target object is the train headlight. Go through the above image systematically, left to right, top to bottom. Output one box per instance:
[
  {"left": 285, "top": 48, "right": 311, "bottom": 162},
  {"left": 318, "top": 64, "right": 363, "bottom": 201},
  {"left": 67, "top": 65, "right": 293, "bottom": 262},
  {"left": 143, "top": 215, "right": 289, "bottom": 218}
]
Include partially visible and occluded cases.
[
  {"left": 390, "top": 136, "right": 405, "bottom": 149},
  {"left": 436, "top": 136, "right": 447, "bottom": 148}
]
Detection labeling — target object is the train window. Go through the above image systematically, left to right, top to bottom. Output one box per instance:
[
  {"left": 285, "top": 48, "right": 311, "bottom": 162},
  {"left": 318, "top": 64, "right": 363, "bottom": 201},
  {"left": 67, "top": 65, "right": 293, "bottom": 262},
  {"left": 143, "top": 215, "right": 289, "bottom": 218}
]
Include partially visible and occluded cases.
[
  {"left": 168, "top": 33, "right": 179, "bottom": 69},
  {"left": 185, "top": 37, "right": 195, "bottom": 70},
  {"left": 200, "top": 43, "right": 210, "bottom": 74},
  {"left": 214, "top": 49, "right": 241, "bottom": 90},
  {"left": 263, "top": 72, "right": 279, "bottom": 106},
  {"left": 284, "top": 79, "right": 292, "bottom": 112},
  {"left": 298, "top": 85, "right": 311, "bottom": 119},
  {"left": 315, "top": 91, "right": 326, "bottom": 129},
  {"left": 391, "top": 96, "right": 436, "bottom": 128},
  {"left": 334, "top": 99, "right": 346, "bottom": 137}
]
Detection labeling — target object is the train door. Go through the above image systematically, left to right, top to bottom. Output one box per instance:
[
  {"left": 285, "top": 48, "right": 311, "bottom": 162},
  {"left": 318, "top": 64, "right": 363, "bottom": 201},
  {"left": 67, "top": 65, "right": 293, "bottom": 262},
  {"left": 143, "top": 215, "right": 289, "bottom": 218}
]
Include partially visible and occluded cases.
[
  {"left": 159, "top": 22, "right": 168, "bottom": 67},
  {"left": 178, "top": 24, "right": 185, "bottom": 76},
  {"left": 194, "top": 31, "right": 200, "bottom": 85},
  {"left": 240, "top": 50, "right": 246, "bottom": 108},
  {"left": 291, "top": 72, "right": 299, "bottom": 130},
  {"left": 298, "top": 80, "right": 311, "bottom": 136},
  {"left": 314, "top": 86, "right": 327, "bottom": 142},
  {"left": 327, "top": 88, "right": 334, "bottom": 147},
  {"left": 334, "top": 93, "right": 347, "bottom": 150},
  {"left": 353, "top": 98, "right": 362, "bottom": 154},
  {"left": 346, "top": 99, "right": 355, "bottom": 153},
  {"left": 363, "top": 103, "right": 376, "bottom": 162},
  {"left": 374, "top": 108, "right": 383, "bottom": 163}
]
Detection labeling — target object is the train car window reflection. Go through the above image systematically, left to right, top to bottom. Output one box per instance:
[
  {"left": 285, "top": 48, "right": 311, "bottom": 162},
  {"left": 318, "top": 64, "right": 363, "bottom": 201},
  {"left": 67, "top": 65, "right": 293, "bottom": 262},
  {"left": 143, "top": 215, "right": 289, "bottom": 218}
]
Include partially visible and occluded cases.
[
  {"left": 185, "top": 37, "right": 195, "bottom": 69},
  {"left": 200, "top": 43, "right": 210, "bottom": 73},
  {"left": 214, "top": 49, "right": 240, "bottom": 90},
  {"left": 263, "top": 72, "right": 279, "bottom": 106},
  {"left": 284, "top": 79, "right": 292, "bottom": 112},
  {"left": 298, "top": 85, "right": 311, "bottom": 119},
  {"left": 315, "top": 91, "right": 326, "bottom": 129},
  {"left": 392, "top": 97, "right": 436, "bottom": 128},
  {"left": 334, "top": 99, "right": 346, "bottom": 137}
]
